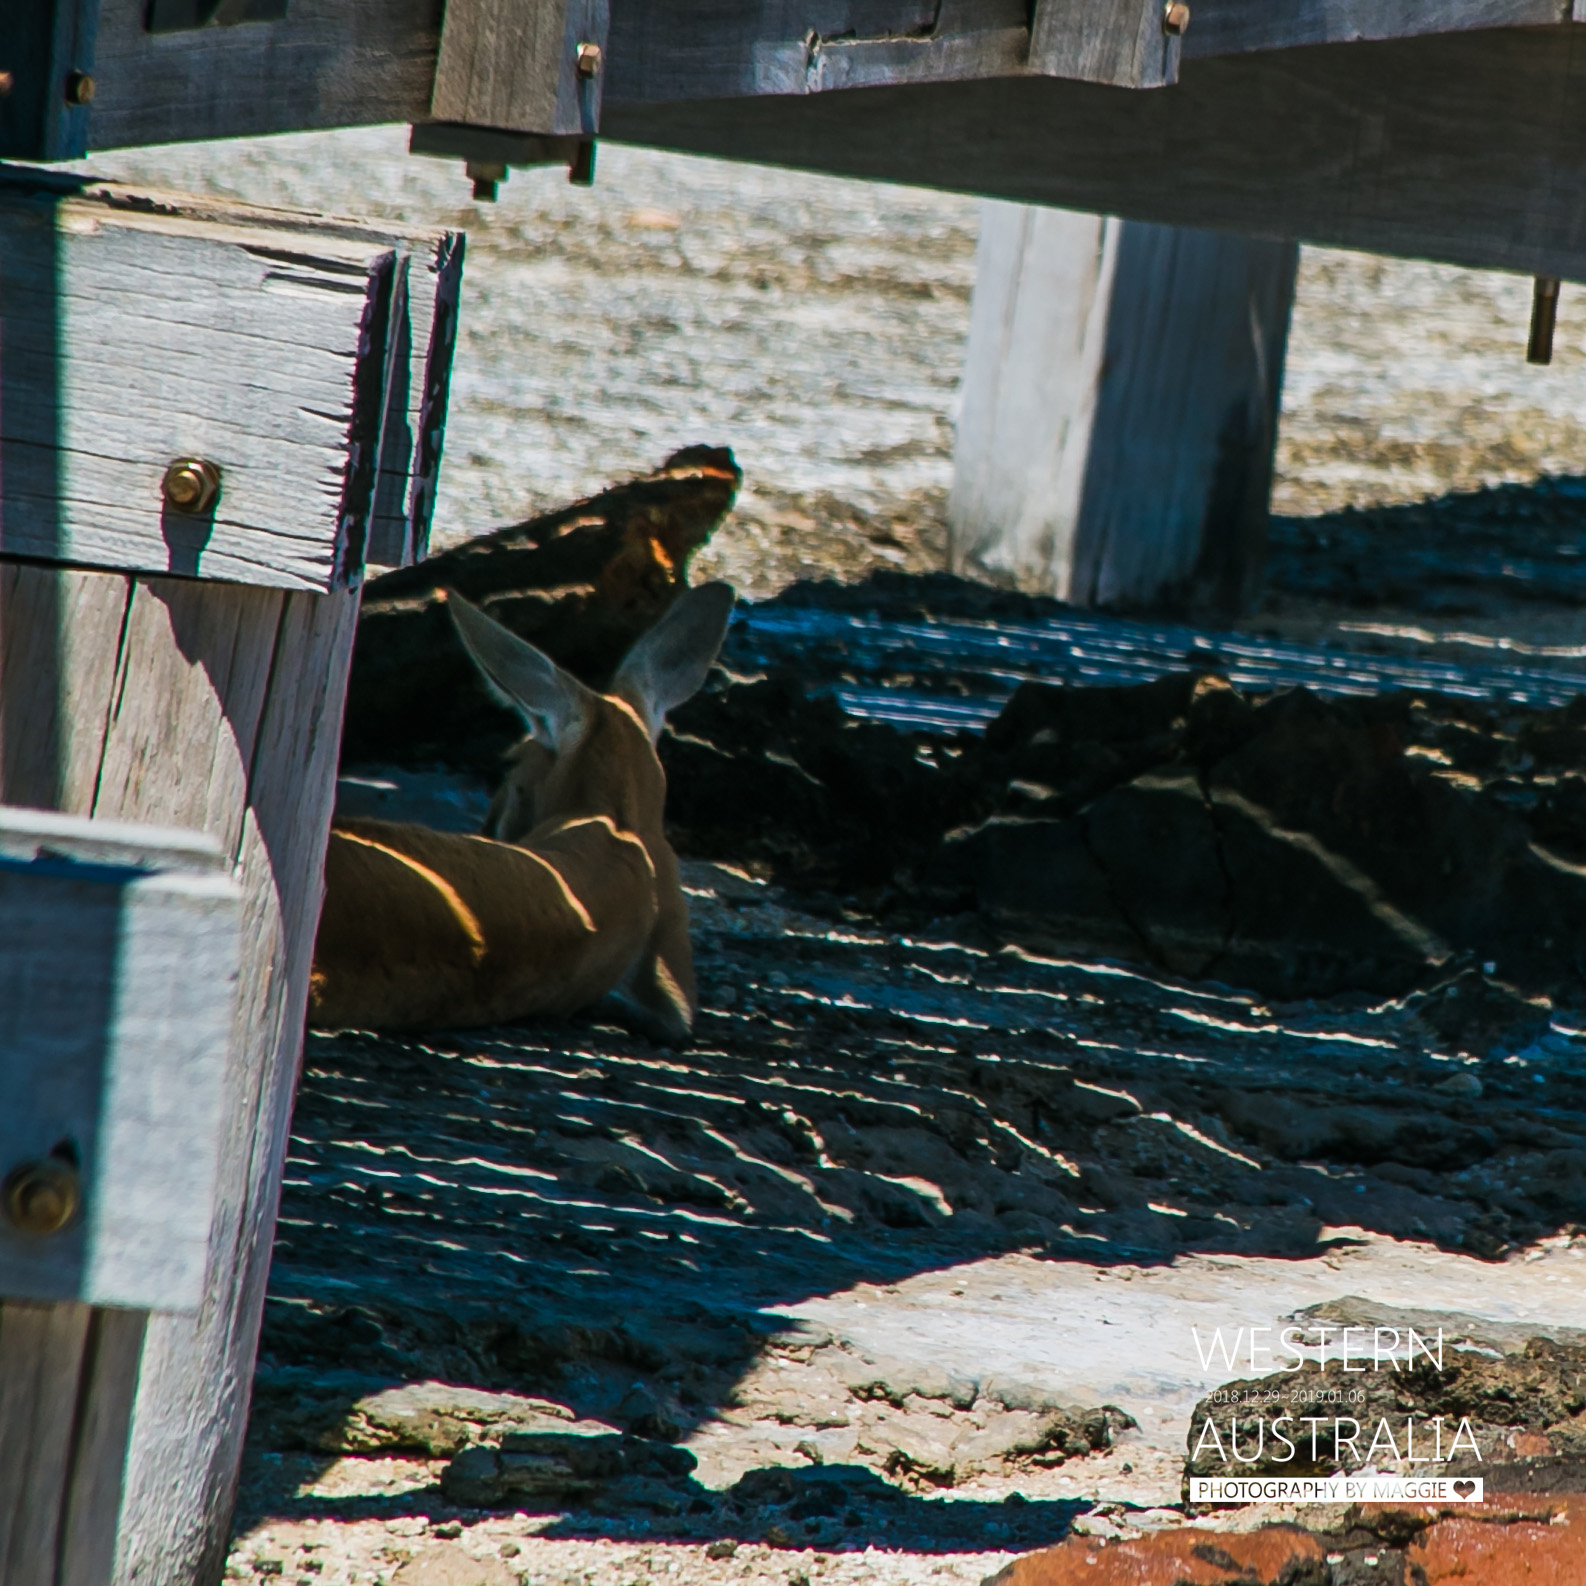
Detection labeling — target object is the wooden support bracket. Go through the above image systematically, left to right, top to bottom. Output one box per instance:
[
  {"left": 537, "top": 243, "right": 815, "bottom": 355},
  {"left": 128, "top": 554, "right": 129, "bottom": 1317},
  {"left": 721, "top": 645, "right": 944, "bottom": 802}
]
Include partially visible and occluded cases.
[
  {"left": 431, "top": 0, "right": 612, "bottom": 136},
  {"left": 1030, "top": 0, "right": 1182, "bottom": 89},
  {"left": 0, "top": 167, "right": 462, "bottom": 588},
  {"left": 0, "top": 808, "right": 240, "bottom": 1314}
]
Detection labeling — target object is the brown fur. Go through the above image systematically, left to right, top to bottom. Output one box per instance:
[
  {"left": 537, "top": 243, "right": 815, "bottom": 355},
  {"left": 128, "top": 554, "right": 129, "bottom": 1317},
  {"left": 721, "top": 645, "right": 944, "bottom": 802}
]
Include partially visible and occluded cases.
[{"left": 310, "top": 691, "right": 693, "bottom": 1037}]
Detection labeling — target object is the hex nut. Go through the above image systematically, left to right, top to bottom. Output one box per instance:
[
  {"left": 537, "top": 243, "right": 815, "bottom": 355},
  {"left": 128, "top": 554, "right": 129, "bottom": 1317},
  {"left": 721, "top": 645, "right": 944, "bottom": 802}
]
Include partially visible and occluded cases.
[
  {"left": 1163, "top": 2, "right": 1191, "bottom": 34},
  {"left": 575, "top": 42, "right": 603, "bottom": 78},
  {"left": 64, "top": 70, "right": 95, "bottom": 106},
  {"left": 162, "top": 456, "right": 222, "bottom": 515},
  {"left": 3, "top": 1160, "right": 80, "bottom": 1237}
]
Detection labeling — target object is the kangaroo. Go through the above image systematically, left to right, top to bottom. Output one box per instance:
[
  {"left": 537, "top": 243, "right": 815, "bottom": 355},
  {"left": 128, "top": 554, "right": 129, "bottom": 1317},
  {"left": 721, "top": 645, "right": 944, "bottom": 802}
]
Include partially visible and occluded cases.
[{"left": 309, "top": 582, "right": 735, "bottom": 1039}]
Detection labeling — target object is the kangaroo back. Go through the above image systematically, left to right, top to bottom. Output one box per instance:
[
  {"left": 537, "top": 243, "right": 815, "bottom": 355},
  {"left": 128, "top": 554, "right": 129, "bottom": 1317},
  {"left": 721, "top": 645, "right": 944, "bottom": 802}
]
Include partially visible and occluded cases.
[{"left": 310, "top": 584, "right": 734, "bottom": 1037}]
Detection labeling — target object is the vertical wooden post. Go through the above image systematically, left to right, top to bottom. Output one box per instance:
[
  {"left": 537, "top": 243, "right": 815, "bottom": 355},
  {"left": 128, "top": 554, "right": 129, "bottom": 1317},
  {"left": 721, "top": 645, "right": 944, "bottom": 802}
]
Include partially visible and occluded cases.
[
  {"left": 0, "top": 173, "right": 458, "bottom": 1585},
  {"left": 948, "top": 201, "right": 1298, "bottom": 614}
]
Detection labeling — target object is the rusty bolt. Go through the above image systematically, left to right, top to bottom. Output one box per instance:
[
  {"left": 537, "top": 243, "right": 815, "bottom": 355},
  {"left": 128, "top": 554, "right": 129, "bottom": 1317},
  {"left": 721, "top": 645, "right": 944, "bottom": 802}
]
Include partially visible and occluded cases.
[
  {"left": 1163, "top": 2, "right": 1191, "bottom": 34},
  {"left": 575, "top": 42, "right": 603, "bottom": 78},
  {"left": 64, "top": 70, "right": 95, "bottom": 106},
  {"left": 0, "top": 72, "right": 14, "bottom": 98},
  {"left": 162, "top": 456, "right": 222, "bottom": 515},
  {"left": 3, "top": 1160, "right": 80, "bottom": 1237}
]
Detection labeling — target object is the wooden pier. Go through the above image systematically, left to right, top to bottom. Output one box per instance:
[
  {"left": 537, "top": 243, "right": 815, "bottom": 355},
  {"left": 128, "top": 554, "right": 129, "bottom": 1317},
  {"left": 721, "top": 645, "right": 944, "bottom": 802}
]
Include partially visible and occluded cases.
[{"left": 1, "top": 3, "right": 1583, "bottom": 1580}]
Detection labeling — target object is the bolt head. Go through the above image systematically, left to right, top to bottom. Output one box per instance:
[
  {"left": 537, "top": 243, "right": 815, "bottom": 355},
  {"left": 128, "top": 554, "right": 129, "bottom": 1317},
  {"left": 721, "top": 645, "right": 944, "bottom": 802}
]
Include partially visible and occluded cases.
[
  {"left": 1163, "top": 1, "right": 1191, "bottom": 34},
  {"left": 575, "top": 42, "right": 603, "bottom": 78},
  {"left": 64, "top": 70, "right": 95, "bottom": 106},
  {"left": 0, "top": 71, "right": 15, "bottom": 97},
  {"left": 162, "top": 457, "right": 222, "bottom": 515},
  {"left": 3, "top": 1160, "right": 79, "bottom": 1238}
]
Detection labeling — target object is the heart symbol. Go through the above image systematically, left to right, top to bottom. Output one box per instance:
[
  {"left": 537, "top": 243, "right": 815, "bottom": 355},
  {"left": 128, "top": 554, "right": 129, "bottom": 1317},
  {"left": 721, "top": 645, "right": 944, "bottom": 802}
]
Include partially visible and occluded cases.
[{"left": 1453, "top": 1479, "right": 1476, "bottom": 1497}]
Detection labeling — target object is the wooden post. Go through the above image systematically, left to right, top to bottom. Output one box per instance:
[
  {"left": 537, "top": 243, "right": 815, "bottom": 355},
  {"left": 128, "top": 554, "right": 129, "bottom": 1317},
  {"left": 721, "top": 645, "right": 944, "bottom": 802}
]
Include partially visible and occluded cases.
[
  {"left": 0, "top": 172, "right": 460, "bottom": 1584},
  {"left": 948, "top": 202, "right": 1299, "bottom": 613}
]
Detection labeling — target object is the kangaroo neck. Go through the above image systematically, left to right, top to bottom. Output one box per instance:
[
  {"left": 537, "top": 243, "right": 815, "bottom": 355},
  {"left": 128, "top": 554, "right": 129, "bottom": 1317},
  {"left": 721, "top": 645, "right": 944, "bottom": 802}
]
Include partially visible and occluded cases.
[{"left": 533, "top": 699, "right": 660, "bottom": 841}]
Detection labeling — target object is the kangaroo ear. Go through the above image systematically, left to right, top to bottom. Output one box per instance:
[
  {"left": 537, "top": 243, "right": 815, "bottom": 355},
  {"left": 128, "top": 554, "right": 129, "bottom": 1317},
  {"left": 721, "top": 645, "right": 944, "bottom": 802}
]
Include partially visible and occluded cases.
[
  {"left": 611, "top": 582, "right": 736, "bottom": 742},
  {"left": 447, "top": 592, "right": 589, "bottom": 751}
]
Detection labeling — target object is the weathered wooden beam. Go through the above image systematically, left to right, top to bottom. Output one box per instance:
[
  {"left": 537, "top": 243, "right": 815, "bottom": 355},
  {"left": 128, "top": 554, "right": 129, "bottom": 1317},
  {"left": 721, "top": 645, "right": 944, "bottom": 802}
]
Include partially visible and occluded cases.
[
  {"left": 63, "top": 0, "right": 1586, "bottom": 160},
  {"left": 86, "top": 0, "right": 437, "bottom": 151},
  {"left": 431, "top": 0, "right": 610, "bottom": 135},
  {"left": 1030, "top": 0, "right": 1183, "bottom": 89},
  {"left": 1181, "top": 0, "right": 1571, "bottom": 59},
  {"left": 603, "top": 26, "right": 1586, "bottom": 284},
  {"left": 0, "top": 167, "right": 457, "bottom": 587},
  {"left": 0, "top": 170, "right": 453, "bottom": 1583},
  {"left": 949, "top": 203, "right": 1297, "bottom": 611},
  {"left": 0, "top": 563, "right": 361, "bottom": 1585},
  {"left": 0, "top": 808, "right": 241, "bottom": 1314}
]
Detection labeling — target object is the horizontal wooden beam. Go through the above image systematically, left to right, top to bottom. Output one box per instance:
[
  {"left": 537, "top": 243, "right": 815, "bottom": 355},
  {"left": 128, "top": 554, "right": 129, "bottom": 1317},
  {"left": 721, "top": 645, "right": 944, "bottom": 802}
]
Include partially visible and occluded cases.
[
  {"left": 60, "top": 0, "right": 1586, "bottom": 156},
  {"left": 84, "top": 0, "right": 438, "bottom": 153},
  {"left": 1181, "top": 0, "right": 1571, "bottom": 59},
  {"left": 604, "top": 25, "right": 1586, "bottom": 283},
  {"left": 0, "top": 168, "right": 459, "bottom": 588},
  {"left": 0, "top": 807, "right": 240, "bottom": 1313}
]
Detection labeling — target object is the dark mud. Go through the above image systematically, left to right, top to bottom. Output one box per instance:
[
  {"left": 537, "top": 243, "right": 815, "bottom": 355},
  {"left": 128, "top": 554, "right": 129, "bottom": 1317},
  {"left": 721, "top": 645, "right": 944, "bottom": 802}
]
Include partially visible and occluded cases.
[{"left": 344, "top": 448, "right": 741, "bottom": 774}]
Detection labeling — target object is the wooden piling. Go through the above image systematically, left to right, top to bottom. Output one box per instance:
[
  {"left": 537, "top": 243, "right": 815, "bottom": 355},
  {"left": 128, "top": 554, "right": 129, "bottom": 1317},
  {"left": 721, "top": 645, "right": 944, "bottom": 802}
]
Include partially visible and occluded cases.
[
  {"left": 0, "top": 171, "right": 459, "bottom": 1584},
  {"left": 948, "top": 202, "right": 1298, "bottom": 613}
]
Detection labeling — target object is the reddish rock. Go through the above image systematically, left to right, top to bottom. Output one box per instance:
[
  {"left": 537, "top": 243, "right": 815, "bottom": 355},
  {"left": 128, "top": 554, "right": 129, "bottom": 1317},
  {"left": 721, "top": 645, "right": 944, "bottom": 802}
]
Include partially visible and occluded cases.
[
  {"left": 1409, "top": 1492, "right": 1585, "bottom": 1583},
  {"left": 989, "top": 1524, "right": 1324, "bottom": 1585}
]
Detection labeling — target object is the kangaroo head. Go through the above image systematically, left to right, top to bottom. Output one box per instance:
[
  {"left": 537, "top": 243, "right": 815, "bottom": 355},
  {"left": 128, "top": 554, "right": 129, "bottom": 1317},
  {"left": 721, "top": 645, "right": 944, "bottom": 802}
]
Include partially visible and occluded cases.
[{"left": 447, "top": 584, "right": 736, "bottom": 844}]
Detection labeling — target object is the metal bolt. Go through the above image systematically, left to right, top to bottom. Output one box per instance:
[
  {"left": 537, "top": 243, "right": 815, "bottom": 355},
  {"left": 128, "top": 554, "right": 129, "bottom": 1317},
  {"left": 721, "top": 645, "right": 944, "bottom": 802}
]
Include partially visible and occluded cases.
[
  {"left": 1163, "top": 2, "right": 1191, "bottom": 35},
  {"left": 575, "top": 42, "right": 603, "bottom": 78},
  {"left": 64, "top": 70, "right": 95, "bottom": 106},
  {"left": 0, "top": 71, "right": 14, "bottom": 97},
  {"left": 1529, "top": 276, "right": 1561, "bottom": 366},
  {"left": 162, "top": 456, "right": 222, "bottom": 515},
  {"left": 3, "top": 1160, "right": 80, "bottom": 1237}
]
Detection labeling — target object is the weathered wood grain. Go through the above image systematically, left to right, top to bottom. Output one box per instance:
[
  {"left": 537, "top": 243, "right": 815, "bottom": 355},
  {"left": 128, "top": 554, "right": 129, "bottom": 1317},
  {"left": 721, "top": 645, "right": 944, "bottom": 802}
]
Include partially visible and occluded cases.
[
  {"left": 63, "top": 0, "right": 1586, "bottom": 163},
  {"left": 87, "top": 0, "right": 440, "bottom": 151},
  {"left": 432, "top": 0, "right": 610, "bottom": 135},
  {"left": 604, "top": 0, "right": 1029, "bottom": 104},
  {"left": 1030, "top": 0, "right": 1180, "bottom": 89},
  {"left": 1182, "top": 0, "right": 1570, "bottom": 58},
  {"left": 603, "top": 26, "right": 1586, "bottom": 284},
  {"left": 0, "top": 170, "right": 459, "bottom": 587},
  {"left": 950, "top": 205, "right": 1296, "bottom": 610},
  {"left": 369, "top": 231, "right": 465, "bottom": 569},
  {"left": 0, "top": 560, "right": 360, "bottom": 1583},
  {"left": 113, "top": 580, "right": 362, "bottom": 1586},
  {"left": 0, "top": 808, "right": 241, "bottom": 1312},
  {"left": 0, "top": 1302, "right": 93, "bottom": 1583},
  {"left": 56, "top": 1309, "right": 147, "bottom": 1586}
]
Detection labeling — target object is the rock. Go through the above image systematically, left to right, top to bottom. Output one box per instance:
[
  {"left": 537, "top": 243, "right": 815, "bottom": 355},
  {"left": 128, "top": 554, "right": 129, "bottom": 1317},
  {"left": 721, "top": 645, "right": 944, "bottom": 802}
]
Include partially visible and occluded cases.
[
  {"left": 343, "top": 446, "right": 741, "bottom": 771},
  {"left": 955, "top": 677, "right": 1586, "bottom": 1003},
  {"left": 1184, "top": 1337, "right": 1586, "bottom": 1486},
  {"left": 835, "top": 1356, "right": 976, "bottom": 1410},
  {"left": 325, "top": 1381, "right": 576, "bottom": 1457},
  {"left": 617, "top": 1381, "right": 684, "bottom": 1442},
  {"left": 438, "top": 1430, "right": 697, "bottom": 1507},
  {"left": 439, "top": 1446, "right": 508, "bottom": 1507},
  {"left": 1410, "top": 1494, "right": 1586, "bottom": 1586},
  {"left": 985, "top": 1523, "right": 1326, "bottom": 1585},
  {"left": 705, "top": 1541, "right": 738, "bottom": 1560},
  {"left": 389, "top": 1546, "right": 519, "bottom": 1586}
]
